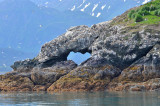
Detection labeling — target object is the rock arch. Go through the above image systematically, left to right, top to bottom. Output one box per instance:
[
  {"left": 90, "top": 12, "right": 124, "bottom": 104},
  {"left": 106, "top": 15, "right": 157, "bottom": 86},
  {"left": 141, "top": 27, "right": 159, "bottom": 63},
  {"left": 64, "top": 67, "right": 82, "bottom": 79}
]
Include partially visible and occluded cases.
[{"left": 36, "top": 25, "right": 96, "bottom": 67}]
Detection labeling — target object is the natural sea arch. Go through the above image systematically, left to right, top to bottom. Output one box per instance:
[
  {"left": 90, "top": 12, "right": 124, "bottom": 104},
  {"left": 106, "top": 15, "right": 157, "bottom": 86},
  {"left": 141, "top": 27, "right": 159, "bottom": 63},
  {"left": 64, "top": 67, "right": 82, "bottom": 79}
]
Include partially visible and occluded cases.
[{"left": 67, "top": 52, "right": 91, "bottom": 65}]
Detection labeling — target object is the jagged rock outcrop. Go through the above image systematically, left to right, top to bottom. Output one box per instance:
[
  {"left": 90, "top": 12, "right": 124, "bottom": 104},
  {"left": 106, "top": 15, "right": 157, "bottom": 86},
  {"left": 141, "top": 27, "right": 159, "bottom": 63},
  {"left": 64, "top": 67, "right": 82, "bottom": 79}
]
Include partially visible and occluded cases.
[
  {"left": 0, "top": 1, "right": 160, "bottom": 92},
  {"left": 1, "top": 21, "right": 160, "bottom": 92},
  {"left": 11, "top": 22, "right": 160, "bottom": 70},
  {"left": 108, "top": 44, "right": 160, "bottom": 91},
  {"left": 120, "top": 44, "right": 160, "bottom": 82}
]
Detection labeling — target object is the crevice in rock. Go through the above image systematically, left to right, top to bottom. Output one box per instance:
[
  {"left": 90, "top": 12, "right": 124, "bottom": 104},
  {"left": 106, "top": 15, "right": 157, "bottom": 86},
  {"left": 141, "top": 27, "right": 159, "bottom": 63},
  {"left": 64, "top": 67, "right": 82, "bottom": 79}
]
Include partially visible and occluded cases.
[
  {"left": 111, "top": 43, "right": 160, "bottom": 82},
  {"left": 127, "top": 45, "right": 157, "bottom": 69},
  {"left": 41, "top": 53, "right": 69, "bottom": 68}
]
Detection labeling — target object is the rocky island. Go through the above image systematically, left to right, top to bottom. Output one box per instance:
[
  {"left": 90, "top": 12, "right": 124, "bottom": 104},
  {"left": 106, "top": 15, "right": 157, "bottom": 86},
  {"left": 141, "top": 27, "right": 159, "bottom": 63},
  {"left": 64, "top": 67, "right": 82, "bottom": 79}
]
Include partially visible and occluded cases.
[{"left": 0, "top": 0, "right": 160, "bottom": 92}]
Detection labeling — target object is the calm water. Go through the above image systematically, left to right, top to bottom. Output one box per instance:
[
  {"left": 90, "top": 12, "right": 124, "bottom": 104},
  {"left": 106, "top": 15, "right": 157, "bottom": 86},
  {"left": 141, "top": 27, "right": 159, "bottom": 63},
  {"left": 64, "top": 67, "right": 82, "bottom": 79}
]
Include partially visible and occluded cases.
[{"left": 0, "top": 91, "right": 160, "bottom": 106}]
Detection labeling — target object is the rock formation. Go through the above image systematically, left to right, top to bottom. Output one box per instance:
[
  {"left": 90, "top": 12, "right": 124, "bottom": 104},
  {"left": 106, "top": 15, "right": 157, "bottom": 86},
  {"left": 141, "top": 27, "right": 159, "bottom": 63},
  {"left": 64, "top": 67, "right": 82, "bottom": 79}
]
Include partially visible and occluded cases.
[{"left": 0, "top": 0, "right": 160, "bottom": 92}]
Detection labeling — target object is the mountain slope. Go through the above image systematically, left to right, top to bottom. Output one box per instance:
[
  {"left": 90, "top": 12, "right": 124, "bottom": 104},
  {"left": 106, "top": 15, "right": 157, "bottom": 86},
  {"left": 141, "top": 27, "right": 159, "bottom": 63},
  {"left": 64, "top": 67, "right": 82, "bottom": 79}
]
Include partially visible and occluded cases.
[
  {"left": 31, "top": 0, "right": 151, "bottom": 19},
  {"left": 0, "top": 48, "right": 35, "bottom": 74}
]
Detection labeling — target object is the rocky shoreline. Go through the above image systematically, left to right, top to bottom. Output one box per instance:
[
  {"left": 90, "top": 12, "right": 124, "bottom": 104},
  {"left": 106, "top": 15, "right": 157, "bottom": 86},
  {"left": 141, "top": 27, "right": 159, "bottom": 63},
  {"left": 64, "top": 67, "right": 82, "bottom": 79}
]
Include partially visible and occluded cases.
[{"left": 1, "top": 2, "right": 160, "bottom": 92}]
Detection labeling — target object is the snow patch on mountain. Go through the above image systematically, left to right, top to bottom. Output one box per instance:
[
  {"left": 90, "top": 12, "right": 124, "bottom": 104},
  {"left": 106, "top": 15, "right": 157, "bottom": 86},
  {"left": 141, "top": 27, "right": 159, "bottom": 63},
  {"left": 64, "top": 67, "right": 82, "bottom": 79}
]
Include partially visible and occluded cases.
[
  {"left": 78, "top": 0, "right": 86, "bottom": 8},
  {"left": 142, "top": 0, "right": 151, "bottom": 4},
  {"left": 81, "top": 2, "right": 90, "bottom": 12},
  {"left": 92, "top": 4, "right": 98, "bottom": 12},
  {"left": 101, "top": 4, "right": 106, "bottom": 10},
  {"left": 71, "top": 5, "right": 76, "bottom": 11},
  {"left": 108, "top": 6, "right": 111, "bottom": 9},
  {"left": 96, "top": 12, "right": 101, "bottom": 17}
]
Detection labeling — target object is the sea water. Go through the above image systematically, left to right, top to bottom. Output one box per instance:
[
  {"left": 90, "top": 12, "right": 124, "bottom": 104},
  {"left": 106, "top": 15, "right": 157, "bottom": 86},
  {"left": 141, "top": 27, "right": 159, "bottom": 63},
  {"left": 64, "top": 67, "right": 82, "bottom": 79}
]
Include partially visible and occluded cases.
[{"left": 0, "top": 91, "right": 160, "bottom": 106}]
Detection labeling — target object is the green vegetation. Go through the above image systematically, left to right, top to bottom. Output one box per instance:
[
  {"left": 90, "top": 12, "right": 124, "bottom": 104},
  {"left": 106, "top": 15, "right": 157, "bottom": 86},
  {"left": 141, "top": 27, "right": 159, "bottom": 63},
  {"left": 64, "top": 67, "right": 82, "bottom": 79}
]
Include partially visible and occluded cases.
[
  {"left": 127, "top": 0, "right": 160, "bottom": 24},
  {"left": 154, "top": 9, "right": 160, "bottom": 16},
  {"left": 128, "top": 10, "right": 135, "bottom": 18},
  {"left": 134, "top": 14, "right": 144, "bottom": 22},
  {"left": 124, "top": 36, "right": 129, "bottom": 40}
]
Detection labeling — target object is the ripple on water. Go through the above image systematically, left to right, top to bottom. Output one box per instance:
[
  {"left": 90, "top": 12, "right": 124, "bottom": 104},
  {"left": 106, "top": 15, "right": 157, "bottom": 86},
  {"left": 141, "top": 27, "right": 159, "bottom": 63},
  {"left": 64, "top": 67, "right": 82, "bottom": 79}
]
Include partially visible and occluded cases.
[{"left": 0, "top": 91, "right": 160, "bottom": 106}]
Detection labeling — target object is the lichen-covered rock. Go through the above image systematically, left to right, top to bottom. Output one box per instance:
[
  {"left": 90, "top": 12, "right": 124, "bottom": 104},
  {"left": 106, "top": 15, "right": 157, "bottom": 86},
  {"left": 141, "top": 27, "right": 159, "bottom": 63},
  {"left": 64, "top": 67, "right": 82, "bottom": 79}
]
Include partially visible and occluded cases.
[
  {"left": 0, "top": 60, "right": 77, "bottom": 92},
  {"left": 47, "top": 63, "right": 121, "bottom": 92},
  {"left": 0, "top": 75, "right": 34, "bottom": 91},
  {"left": 108, "top": 78, "right": 160, "bottom": 91},
  {"left": 33, "top": 84, "right": 51, "bottom": 92}
]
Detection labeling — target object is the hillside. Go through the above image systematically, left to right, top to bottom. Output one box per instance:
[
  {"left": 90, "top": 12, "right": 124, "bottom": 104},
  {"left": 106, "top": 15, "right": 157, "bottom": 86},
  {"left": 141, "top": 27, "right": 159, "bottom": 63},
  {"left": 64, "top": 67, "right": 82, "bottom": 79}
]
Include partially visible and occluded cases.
[{"left": 112, "top": 0, "right": 160, "bottom": 26}]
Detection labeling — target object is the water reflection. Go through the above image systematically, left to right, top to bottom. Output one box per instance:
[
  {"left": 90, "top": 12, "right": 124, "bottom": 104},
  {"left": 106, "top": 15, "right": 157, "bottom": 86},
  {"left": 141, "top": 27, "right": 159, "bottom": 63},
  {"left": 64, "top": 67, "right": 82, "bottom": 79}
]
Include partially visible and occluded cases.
[{"left": 0, "top": 91, "right": 160, "bottom": 106}]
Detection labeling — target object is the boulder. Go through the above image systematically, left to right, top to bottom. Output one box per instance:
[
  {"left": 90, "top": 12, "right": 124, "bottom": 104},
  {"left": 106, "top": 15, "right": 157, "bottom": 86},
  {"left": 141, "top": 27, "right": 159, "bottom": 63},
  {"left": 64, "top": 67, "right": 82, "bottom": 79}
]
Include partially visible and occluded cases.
[
  {"left": 31, "top": 60, "right": 77, "bottom": 85},
  {"left": 47, "top": 62, "right": 121, "bottom": 92}
]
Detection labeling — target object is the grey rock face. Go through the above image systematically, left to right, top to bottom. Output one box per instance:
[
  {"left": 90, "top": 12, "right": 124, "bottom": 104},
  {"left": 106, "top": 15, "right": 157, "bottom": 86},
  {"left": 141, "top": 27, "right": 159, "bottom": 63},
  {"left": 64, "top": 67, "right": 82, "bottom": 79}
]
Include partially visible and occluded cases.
[
  {"left": 10, "top": 20, "right": 160, "bottom": 88},
  {"left": 32, "top": 22, "right": 160, "bottom": 70},
  {"left": 36, "top": 25, "right": 96, "bottom": 63},
  {"left": 91, "top": 27, "right": 160, "bottom": 69},
  {"left": 121, "top": 44, "right": 160, "bottom": 82},
  {"left": 11, "top": 59, "right": 38, "bottom": 72},
  {"left": 69, "top": 63, "right": 121, "bottom": 80}
]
